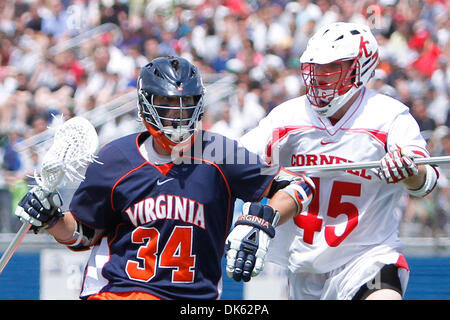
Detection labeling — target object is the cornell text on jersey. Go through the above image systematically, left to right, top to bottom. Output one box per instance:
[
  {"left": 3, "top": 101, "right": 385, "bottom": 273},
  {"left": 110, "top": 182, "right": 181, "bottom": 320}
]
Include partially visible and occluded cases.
[
  {"left": 291, "top": 153, "right": 373, "bottom": 180},
  {"left": 125, "top": 195, "right": 205, "bottom": 229}
]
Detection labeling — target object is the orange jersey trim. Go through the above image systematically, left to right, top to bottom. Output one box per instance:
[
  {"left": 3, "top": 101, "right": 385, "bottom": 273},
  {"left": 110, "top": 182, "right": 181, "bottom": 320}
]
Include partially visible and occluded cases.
[{"left": 87, "top": 291, "right": 163, "bottom": 300}]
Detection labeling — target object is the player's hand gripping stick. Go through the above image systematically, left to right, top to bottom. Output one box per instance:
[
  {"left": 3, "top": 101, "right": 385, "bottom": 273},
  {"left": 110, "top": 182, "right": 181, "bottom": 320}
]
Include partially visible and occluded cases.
[
  {"left": 15, "top": 187, "right": 63, "bottom": 232},
  {"left": 225, "top": 203, "right": 280, "bottom": 282}
]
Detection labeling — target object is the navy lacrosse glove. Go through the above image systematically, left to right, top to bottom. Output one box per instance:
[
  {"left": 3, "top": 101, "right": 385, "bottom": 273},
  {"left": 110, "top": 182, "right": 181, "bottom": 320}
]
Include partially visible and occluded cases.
[
  {"left": 15, "top": 186, "right": 63, "bottom": 233},
  {"left": 225, "top": 202, "right": 280, "bottom": 282}
]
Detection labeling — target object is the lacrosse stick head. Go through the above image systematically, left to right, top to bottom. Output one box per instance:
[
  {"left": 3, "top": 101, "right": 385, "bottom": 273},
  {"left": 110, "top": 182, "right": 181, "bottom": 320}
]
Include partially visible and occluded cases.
[{"left": 36, "top": 116, "right": 99, "bottom": 192}]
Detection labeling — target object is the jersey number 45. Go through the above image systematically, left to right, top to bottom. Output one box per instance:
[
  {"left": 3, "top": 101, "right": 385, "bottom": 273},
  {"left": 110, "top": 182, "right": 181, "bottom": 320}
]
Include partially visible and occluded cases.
[{"left": 294, "top": 178, "right": 361, "bottom": 247}]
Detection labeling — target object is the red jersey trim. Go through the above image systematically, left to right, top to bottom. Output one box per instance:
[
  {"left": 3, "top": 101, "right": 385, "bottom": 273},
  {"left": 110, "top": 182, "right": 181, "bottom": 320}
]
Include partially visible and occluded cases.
[
  {"left": 265, "top": 125, "right": 388, "bottom": 163},
  {"left": 266, "top": 126, "right": 316, "bottom": 163},
  {"left": 342, "top": 128, "right": 387, "bottom": 146}
]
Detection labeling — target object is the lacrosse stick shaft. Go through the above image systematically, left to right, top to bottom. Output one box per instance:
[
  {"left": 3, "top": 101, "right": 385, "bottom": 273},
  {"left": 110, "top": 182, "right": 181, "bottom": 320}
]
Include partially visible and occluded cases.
[
  {"left": 284, "top": 156, "right": 450, "bottom": 173},
  {"left": 0, "top": 222, "right": 31, "bottom": 274}
]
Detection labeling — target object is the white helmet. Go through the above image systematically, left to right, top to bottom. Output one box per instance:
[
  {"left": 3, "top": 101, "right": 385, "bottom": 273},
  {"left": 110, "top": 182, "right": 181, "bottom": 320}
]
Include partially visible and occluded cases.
[{"left": 300, "top": 22, "right": 379, "bottom": 117}]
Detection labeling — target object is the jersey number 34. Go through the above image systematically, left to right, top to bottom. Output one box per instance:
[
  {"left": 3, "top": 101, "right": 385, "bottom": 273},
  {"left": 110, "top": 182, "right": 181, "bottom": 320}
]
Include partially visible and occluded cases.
[
  {"left": 294, "top": 178, "right": 361, "bottom": 247},
  {"left": 125, "top": 226, "right": 196, "bottom": 283}
]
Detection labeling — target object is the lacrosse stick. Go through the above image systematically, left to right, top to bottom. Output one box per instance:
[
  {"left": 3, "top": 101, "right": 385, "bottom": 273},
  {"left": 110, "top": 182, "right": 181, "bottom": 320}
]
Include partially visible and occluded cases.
[
  {"left": 0, "top": 116, "right": 99, "bottom": 274},
  {"left": 284, "top": 155, "right": 450, "bottom": 173}
]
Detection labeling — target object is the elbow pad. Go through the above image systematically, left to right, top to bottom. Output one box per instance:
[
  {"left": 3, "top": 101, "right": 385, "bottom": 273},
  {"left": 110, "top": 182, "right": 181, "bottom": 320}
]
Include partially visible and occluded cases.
[
  {"left": 407, "top": 165, "right": 438, "bottom": 197},
  {"left": 268, "top": 169, "right": 315, "bottom": 215}
]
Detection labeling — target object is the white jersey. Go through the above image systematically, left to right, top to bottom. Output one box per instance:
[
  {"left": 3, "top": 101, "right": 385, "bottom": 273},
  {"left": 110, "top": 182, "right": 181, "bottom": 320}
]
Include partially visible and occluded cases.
[{"left": 240, "top": 88, "right": 429, "bottom": 274}]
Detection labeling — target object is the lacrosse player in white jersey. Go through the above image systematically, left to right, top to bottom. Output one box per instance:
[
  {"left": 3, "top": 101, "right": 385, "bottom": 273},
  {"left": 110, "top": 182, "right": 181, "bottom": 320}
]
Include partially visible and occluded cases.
[{"left": 230, "top": 22, "right": 439, "bottom": 300}]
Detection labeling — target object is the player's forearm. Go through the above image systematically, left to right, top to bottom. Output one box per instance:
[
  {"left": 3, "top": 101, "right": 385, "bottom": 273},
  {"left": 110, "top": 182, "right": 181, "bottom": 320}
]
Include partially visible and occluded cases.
[
  {"left": 403, "top": 165, "right": 427, "bottom": 191},
  {"left": 267, "top": 191, "right": 298, "bottom": 225},
  {"left": 46, "top": 211, "right": 78, "bottom": 243}
]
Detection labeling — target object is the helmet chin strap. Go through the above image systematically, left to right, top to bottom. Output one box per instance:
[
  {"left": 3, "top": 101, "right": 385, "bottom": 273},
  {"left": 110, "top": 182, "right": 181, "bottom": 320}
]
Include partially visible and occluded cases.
[
  {"left": 312, "top": 78, "right": 362, "bottom": 118},
  {"left": 322, "top": 86, "right": 364, "bottom": 119},
  {"left": 143, "top": 121, "right": 197, "bottom": 155},
  {"left": 162, "top": 125, "right": 190, "bottom": 143}
]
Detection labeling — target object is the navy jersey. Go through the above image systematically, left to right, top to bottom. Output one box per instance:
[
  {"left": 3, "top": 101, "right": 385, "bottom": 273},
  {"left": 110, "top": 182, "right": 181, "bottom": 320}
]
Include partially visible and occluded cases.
[{"left": 69, "top": 131, "right": 278, "bottom": 299}]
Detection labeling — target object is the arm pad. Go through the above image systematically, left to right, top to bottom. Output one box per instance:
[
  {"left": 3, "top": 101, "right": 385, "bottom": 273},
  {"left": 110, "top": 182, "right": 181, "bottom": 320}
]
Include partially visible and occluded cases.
[{"left": 268, "top": 169, "right": 315, "bottom": 215}]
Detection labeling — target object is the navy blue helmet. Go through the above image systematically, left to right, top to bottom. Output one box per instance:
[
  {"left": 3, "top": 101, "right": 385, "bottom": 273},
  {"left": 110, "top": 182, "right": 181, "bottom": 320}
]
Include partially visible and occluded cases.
[{"left": 137, "top": 56, "right": 205, "bottom": 151}]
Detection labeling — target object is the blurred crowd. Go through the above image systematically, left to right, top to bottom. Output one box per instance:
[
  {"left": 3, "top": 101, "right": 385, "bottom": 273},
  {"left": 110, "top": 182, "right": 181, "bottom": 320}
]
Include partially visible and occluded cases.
[{"left": 0, "top": 0, "right": 448, "bottom": 236}]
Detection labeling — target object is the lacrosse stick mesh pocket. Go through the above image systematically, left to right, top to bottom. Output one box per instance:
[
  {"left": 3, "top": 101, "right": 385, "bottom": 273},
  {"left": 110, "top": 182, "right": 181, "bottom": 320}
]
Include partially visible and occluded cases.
[{"left": 36, "top": 117, "right": 99, "bottom": 191}]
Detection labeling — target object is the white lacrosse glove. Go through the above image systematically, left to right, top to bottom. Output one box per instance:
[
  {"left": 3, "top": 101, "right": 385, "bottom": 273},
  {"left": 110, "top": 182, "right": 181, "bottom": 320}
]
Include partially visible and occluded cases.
[
  {"left": 374, "top": 146, "right": 421, "bottom": 184},
  {"left": 15, "top": 186, "right": 63, "bottom": 233},
  {"left": 225, "top": 202, "right": 280, "bottom": 282}
]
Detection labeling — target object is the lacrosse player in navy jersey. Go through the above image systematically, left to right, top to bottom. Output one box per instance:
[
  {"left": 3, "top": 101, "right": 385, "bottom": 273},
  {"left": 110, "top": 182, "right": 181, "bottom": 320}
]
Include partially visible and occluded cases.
[{"left": 15, "top": 56, "right": 315, "bottom": 300}]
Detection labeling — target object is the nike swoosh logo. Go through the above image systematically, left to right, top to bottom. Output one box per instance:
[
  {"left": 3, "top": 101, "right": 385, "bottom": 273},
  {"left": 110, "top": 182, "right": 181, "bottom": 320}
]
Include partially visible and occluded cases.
[
  {"left": 320, "top": 140, "right": 334, "bottom": 145},
  {"left": 156, "top": 178, "right": 174, "bottom": 186}
]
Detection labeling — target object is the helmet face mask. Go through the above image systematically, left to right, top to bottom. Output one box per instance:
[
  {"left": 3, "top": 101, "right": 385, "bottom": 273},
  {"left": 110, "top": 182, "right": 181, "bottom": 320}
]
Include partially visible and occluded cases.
[
  {"left": 300, "top": 23, "right": 379, "bottom": 118},
  {"left": 137, "top": 56, "right": 205, "bottom": 153},
  {"left": 301, "top": 59, "right": 359, "bottom": 109},
  {"left": 139, "top": 90, "right": 203, "bottom": 144}
]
